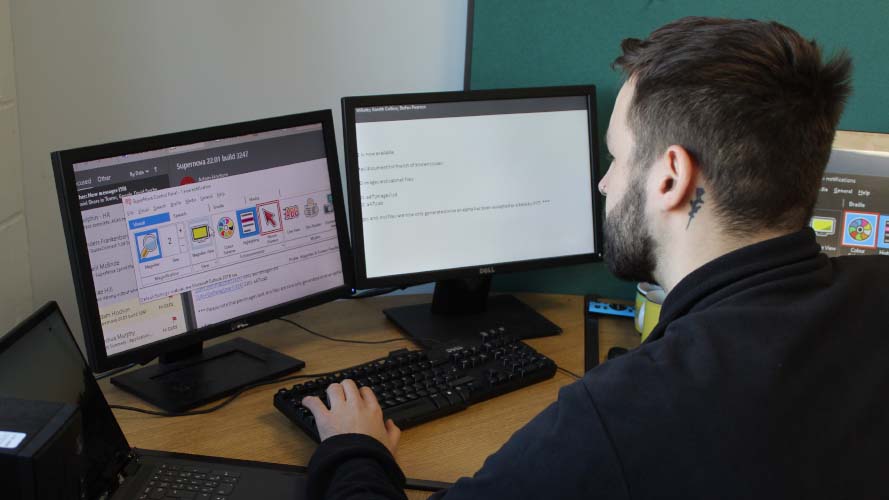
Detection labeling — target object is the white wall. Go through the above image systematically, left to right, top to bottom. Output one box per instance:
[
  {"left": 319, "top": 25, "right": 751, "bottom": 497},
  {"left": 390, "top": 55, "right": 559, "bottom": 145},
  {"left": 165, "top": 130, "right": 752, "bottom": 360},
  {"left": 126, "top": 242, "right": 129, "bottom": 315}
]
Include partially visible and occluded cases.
[
  {"left": 0, "top": 0, "right": 33, "bottom": 333},
  {"left": 10, "top": 1, "right": 467, "bottom": 342}
]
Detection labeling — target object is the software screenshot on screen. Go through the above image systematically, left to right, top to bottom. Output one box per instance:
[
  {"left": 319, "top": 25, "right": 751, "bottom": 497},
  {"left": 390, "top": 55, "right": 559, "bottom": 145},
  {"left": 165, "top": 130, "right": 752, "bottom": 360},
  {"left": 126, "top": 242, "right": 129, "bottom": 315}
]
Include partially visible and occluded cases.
[
  {"left": 353, "top": 96, "right": 595, "bottom": 279},
  {"left": 71, "top": 124, "right": 344, "bottom": 356},
  {"left": 811, "top": 131, "right": 889, "bottom": 257}
]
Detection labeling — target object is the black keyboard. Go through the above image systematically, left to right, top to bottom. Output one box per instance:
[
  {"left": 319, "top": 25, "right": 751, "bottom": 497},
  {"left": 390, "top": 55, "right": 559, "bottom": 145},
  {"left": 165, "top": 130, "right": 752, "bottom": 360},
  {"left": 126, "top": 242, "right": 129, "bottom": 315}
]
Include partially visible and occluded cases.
[
  {"left": 273, "top": 329, "right": 557, "bottom": 442},
  {"left": 138, "top": 463, "right": 241, "bottom": 499}
]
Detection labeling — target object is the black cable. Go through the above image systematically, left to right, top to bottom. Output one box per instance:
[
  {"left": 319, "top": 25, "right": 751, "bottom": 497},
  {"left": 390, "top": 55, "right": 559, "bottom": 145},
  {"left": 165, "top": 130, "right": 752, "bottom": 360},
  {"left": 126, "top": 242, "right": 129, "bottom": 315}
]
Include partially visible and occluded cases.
[
  {"left": 347, "top": 287, "right": 406, "bottom": 299},
  {"left": 277, "top": 317, "right": 405, "bottom": 345},
  {"left": 279, "top": 317, "right": 450, "bottom": 348},
  {"left": 95, "top": 363, "right": 137, "bottom": 381},
  {"left": 557, "top": 365, "right": 582, "bottom": 380},
  {"left": 108, "top": 370, "right": 335, "bottom": 417}
]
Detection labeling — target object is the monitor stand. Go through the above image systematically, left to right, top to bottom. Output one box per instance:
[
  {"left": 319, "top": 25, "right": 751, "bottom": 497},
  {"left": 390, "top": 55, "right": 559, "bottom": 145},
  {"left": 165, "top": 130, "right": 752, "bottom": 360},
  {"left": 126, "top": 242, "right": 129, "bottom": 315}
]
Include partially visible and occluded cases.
[
  {"left": 383, "top": 277, "right": 562, "bottom": 349},
  {"left": 111, "top": 337, "right": 304, "bottom": 413}
]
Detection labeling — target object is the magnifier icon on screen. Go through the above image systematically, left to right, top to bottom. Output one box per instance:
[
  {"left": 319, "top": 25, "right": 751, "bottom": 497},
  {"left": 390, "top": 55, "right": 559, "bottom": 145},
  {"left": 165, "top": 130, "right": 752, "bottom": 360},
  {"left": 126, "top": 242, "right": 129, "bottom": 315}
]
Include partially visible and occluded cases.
[{"left": 141, "top": 234, "right": 158, "bottom": 258}]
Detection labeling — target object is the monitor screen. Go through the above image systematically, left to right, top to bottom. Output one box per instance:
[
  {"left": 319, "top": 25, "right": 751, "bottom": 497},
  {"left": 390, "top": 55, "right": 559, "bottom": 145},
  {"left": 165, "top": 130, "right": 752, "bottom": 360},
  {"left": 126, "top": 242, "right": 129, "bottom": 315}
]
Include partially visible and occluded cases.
[
  {"left": 343, "top": 87, "right": 600, "bottom": 287},
  {"left": 53, "top": 112, "right": 352, "bottom": 370},
  {"left": 811, "top": 130, "right": 889, "bottom": 257}
]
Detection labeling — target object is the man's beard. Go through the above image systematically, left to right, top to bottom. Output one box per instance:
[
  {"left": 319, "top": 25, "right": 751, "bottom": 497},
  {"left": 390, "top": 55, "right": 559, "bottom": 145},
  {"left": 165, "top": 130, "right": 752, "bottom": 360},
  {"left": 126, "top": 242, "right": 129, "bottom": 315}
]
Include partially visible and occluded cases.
[{"left": 603, "top": 180, "right": 657, "bottom": 283}]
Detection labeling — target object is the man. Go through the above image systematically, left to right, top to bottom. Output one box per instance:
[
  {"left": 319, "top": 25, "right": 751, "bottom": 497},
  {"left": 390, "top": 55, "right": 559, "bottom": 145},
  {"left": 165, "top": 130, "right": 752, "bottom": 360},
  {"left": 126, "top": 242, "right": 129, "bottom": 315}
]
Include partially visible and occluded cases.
[{"left": 302, "top": 17, "right": 889, "bottom": 499}]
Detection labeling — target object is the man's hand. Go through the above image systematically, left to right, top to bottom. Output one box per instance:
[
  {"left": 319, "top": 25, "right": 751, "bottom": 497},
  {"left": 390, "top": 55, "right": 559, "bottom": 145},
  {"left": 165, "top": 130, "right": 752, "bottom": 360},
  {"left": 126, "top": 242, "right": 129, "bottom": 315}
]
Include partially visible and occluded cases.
[{"left": 302, "top": 379, "right": 402, "bottom": 455}]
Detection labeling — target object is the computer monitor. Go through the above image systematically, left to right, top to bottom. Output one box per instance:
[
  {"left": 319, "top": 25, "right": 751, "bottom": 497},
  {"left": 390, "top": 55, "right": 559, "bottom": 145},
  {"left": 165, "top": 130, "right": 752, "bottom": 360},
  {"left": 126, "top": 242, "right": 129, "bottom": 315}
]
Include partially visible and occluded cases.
[
  {"left": 341, "top": 86, "right": 602, "bottom": 346},
  {"left": 52, "top": 110, "right": 354, "bottom": 412},
  {"left": 811, "top": 130, "right": 889, "bottom": 257}
]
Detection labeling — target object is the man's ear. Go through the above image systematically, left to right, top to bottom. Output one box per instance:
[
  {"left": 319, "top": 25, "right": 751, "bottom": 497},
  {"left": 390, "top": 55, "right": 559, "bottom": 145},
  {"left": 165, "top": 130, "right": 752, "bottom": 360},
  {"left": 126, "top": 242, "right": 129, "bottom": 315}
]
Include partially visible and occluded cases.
[{"left": 652, "top": 145, "right": 697, "bottom": 211}]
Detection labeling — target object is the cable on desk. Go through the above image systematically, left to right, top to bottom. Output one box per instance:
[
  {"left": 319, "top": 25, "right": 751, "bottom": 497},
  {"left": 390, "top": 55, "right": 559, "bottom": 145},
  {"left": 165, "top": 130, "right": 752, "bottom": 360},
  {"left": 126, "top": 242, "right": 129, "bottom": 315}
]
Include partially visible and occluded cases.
[
  {"left": 346, "top": 287, "right": 406, "bottom": 299},
  {"left": 277, "top": 317, "right": 405, "bottom": 345},
  {"left": 278, "top": 317, "right": 449, "bottom": 349},
  {"left": 95, "top": 363, "right": 137, "bottom": 381},
  {"left": 557, "top": 366, "right": 582, "bottom": 380},
  {"left": 108, "top": 370, "right": 336, "bottom": 417}
]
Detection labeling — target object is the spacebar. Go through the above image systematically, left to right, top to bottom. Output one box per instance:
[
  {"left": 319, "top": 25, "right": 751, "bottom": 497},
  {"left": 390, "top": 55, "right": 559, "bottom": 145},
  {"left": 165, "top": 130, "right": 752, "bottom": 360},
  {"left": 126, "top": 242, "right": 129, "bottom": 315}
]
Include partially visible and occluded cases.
[{"left": 385, "top": 398, "right": 463, "bottom": 428}]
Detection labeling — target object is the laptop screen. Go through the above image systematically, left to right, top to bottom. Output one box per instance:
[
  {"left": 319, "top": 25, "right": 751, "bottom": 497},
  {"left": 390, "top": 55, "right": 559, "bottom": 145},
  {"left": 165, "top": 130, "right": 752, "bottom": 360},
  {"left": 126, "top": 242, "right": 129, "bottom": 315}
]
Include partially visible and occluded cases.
[{"left": 0, "top": 303, "right": 131, "bottom": 499}]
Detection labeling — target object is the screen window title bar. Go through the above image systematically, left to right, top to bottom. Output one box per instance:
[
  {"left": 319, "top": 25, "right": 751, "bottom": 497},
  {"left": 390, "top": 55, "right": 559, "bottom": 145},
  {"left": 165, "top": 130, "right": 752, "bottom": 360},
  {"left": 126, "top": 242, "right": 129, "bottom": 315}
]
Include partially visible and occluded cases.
[{"left": 354, "top": 96, "right": 589, "bottom": 123}]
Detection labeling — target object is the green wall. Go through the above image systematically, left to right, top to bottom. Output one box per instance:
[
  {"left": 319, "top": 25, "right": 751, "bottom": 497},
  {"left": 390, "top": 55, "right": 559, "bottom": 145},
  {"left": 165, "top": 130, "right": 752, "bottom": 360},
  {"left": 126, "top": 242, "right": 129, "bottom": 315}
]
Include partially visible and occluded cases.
[{"left": 475, "top": 0, "right": 889, "bottom": 299}]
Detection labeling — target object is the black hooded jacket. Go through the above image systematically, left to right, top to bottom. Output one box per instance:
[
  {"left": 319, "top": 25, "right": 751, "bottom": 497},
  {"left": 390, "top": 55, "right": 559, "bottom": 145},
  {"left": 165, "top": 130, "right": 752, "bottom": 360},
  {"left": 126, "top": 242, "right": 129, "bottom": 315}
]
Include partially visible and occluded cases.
[{"left": 306, "top": 229, "right": 889, "bottom": 499}]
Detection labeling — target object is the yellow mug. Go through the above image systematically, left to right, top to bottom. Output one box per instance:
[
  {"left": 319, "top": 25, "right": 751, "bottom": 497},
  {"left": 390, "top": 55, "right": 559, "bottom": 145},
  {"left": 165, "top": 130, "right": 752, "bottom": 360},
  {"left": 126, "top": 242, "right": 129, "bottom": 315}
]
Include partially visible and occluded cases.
[{"left": 634, "top": 282, "right": 665, "bottom": 341}]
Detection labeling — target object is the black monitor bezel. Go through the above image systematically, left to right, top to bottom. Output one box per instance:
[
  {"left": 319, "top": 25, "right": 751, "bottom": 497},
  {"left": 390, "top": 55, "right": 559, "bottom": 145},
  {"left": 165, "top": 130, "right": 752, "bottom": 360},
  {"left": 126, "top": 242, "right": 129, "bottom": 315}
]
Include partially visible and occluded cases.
[
  {"left": 341, "top": 85, "right": 603, "bottom": 290},
  {"left": 52, "top": 110, "right": 355, "bottom": 373}
]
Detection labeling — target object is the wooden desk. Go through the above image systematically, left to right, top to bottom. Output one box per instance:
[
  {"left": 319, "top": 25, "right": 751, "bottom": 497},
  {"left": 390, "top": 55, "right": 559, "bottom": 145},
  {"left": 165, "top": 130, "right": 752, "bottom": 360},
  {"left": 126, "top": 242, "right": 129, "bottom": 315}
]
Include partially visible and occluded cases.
[{"left": 101, "top": 293, "right": 639, "bottom": 499}]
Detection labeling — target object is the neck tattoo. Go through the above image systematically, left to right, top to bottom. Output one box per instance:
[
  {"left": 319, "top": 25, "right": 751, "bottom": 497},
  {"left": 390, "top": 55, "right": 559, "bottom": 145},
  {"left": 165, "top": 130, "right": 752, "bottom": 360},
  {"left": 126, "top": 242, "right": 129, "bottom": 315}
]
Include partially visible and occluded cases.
[{"left": 686, "top": 187, "right": 705, "bottom": 230}]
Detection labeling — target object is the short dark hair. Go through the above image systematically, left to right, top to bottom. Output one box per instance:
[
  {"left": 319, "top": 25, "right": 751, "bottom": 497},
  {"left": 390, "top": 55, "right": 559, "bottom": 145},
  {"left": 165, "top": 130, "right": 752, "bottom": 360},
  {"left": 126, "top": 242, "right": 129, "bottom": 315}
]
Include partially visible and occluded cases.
[{"left": 613, "top": 17, "right": 852, "bottom": 234}]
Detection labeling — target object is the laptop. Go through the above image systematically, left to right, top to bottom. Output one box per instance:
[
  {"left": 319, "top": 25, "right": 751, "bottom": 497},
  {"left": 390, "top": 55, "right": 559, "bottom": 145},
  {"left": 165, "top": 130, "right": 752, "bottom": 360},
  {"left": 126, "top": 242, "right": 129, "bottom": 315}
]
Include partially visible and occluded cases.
[{"left": 0, "top": 302, "right": 309, "bottom": 500}]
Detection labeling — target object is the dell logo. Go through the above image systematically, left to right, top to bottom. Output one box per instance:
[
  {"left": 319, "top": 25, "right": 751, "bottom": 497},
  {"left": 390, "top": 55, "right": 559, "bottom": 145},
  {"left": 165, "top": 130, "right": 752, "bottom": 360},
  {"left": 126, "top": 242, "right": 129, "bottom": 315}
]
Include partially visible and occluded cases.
[
  {"left": 479, "top": 267, "right": 496, "bottom": 275},
  {"left": 232, "top": 322, "right": 249, "bottom": 331}
]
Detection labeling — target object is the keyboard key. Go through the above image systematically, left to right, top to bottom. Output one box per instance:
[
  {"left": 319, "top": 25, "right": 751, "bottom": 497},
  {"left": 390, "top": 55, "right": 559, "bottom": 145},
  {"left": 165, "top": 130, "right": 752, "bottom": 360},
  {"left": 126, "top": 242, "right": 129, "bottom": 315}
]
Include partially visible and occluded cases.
[
  {"left": 449, "top": 376, "right": 475, "bottom": 387},
  {"left": 455, "top": 386, "right": 471, "bottom": 402},
  {"left": 442, "top": 390, "right": 460, "bottom": 405},
  {"left": 429, "top": 393, "right": 448, "bottom": 409},
  {"left": 387, "top": 396, "right": 437, "bottom": 417},
  {"left": 215, "top": 484, "right": 235, "bottom": 495}
]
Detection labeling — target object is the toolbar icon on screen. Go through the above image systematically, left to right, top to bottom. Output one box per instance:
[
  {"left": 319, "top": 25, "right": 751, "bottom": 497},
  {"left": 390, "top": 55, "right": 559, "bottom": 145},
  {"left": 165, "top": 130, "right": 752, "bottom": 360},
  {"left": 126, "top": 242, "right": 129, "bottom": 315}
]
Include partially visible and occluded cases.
[
  {"left": 258, "top": 200, "right": 283, "bottom": 236},
  {"left": 237, "top": 207, "right": 259, "bottom": 238},
  {"left": 841, "top": 211, "right": 879, "bottom": 249},
  {"left": 810, "top": 216, "right": 836, "bottom": 237},
  {"left": 135, "top": 229, "right": 162, "bottom": 263}
]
